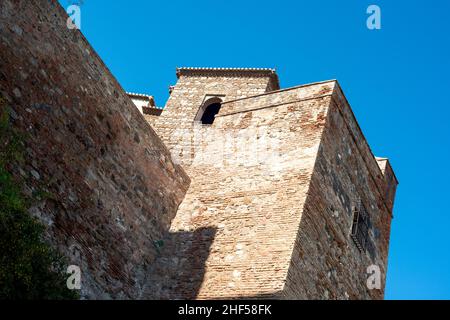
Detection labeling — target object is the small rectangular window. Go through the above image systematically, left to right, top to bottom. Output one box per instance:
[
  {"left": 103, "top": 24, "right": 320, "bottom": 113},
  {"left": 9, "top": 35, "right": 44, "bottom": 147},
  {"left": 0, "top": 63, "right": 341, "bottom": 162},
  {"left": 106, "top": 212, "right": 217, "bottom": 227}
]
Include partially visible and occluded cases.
[{"left": 351, "top": 202, "right": 370, "bottom": 252}]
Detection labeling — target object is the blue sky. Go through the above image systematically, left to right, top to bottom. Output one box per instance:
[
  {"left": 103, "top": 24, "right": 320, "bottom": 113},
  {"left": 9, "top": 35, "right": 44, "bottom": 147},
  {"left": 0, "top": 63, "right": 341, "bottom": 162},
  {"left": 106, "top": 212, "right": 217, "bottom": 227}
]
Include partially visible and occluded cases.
[{"left": 60, "top": 0, "right": 450, "bottom": 299}]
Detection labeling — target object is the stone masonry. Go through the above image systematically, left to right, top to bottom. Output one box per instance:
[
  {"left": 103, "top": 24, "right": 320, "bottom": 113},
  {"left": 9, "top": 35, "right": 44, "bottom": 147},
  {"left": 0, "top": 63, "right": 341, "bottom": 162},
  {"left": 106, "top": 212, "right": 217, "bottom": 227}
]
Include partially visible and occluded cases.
[
  {"left": 0, "top": 0, "right": 189, "bottom": 299},
  {"left": 1, "top": 0, "right": 397, "bottom": 299},
  {"left": 143, "top": 69, "right": 398, "bottom": 299}
]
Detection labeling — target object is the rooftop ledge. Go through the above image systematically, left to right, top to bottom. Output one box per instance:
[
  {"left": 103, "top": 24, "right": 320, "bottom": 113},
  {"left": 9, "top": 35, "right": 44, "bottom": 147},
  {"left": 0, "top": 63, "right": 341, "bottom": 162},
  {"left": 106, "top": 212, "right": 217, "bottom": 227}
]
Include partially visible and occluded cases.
[
  {"left": 176, "top": 67, "right": 280, "bottom": 90},
  {"left": 176, "top": 67, "right": 277, "bottom": 73}
]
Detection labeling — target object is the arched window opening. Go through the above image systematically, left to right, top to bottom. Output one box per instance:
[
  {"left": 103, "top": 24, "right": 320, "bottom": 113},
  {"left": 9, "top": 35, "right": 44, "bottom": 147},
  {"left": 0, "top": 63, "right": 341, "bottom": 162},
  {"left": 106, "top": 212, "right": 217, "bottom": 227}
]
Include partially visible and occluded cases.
[
  {"left": 195, "top": 96, "right": 224, "bottom": 125},
  {"left": 200, "top": 102, "right": 221, "bottom": 125}
]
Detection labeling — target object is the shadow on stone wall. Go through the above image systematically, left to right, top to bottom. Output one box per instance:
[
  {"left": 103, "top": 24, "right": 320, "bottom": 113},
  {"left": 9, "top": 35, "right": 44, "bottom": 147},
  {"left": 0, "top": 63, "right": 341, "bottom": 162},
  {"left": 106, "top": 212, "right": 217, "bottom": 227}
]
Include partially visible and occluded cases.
[{"left": 144, "top": 227, "right": 217, "bottom": 299}]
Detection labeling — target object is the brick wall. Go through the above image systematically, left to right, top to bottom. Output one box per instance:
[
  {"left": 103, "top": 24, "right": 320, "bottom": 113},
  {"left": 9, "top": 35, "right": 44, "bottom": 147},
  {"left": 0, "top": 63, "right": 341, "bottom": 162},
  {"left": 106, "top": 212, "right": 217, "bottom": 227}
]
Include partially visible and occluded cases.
[
  {"left": 0, "top": 0, "right": 189, "bottom": 299},
  {"left": 0, "top": 0, "right": 396, "bottom": 300},
  {"left": 145, "top": 69, "right": 279, "bottom": 159},
  {"left": 144, "top": 74, "right": 396, "bottom": 299},
  {"left": 147, "top": 79, "right": 336, "bottom": 298},
  {"left": 282, "top": 84, "right": 397, "bottom": 299}
]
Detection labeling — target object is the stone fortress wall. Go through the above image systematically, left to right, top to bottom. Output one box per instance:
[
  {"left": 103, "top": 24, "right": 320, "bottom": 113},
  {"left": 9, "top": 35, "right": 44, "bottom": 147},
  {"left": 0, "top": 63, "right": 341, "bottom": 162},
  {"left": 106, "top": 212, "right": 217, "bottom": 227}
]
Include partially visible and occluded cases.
[
  {"left": 0, "top": 0, "right": 397, "bottom": 299},
  {"left": 0, "top": 0, "right": 189, "bottom": 299},
  {"left": 142, "top": 69, "right": 397, "bottom": 299}
]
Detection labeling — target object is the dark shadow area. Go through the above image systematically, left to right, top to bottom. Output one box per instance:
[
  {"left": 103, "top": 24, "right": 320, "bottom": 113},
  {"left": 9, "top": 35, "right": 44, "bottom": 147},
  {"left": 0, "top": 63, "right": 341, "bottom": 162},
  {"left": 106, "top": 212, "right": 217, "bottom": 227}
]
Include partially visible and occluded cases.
[
  {"left": 200, "top": 103, "right": 221, "bottom": 124},
  {"left": 143, "top": 106, "right": 163, "bottom": 116},
  {"left": 144, "top": 227, "right": 217, "bottom": 299}
]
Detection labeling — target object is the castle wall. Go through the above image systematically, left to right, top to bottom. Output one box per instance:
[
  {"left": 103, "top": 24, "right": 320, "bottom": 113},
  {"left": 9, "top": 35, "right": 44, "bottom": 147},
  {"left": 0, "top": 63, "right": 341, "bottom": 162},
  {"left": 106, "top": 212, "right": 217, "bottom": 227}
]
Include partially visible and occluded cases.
[
  {"left": 0, "top": 0, "right": 189, "bottom": 299},
  {"left": 0, "top": 0, "right": 396, "bottom": 300},
  {"left": 145, "top": 71, "right": 277, "bottom": 158},
  {"left": 143, "top": 74, "right": 396, "bottom": 299},
  {"left": 149, "top": 81, "right": 336, "bottom": 298},
  {"left": 281, "top": 84, "right": 396, "bottom": 299}
]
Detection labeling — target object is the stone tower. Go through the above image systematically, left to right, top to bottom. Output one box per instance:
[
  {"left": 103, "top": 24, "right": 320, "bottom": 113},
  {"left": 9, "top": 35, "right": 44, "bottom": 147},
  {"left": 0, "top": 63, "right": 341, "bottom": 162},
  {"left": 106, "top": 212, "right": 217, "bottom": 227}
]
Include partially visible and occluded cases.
[{"left": 140, "top": 68, "right": 398, "bottom": 299}]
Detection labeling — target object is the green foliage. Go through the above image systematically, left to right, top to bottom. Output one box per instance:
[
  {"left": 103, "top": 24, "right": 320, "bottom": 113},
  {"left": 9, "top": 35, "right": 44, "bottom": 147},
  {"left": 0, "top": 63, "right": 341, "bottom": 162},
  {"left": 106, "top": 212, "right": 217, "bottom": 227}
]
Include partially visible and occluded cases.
[{"left": 0, "top": 98, "right": 78, "bottom": 299}]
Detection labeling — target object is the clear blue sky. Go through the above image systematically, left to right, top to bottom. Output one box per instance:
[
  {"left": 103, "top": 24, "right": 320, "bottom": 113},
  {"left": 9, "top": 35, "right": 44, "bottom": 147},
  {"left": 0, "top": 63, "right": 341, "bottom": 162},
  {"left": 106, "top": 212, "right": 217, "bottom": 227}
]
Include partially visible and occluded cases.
[{"left": 60, "top": 0, "right": 450, "bottom": 299}]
